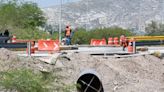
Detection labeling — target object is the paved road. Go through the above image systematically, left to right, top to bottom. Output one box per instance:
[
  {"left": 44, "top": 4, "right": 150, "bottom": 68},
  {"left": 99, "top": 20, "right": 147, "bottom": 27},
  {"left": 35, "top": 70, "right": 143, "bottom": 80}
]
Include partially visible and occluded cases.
[{"left": 137, "top": 46, "right": 164, "bottom": 53}]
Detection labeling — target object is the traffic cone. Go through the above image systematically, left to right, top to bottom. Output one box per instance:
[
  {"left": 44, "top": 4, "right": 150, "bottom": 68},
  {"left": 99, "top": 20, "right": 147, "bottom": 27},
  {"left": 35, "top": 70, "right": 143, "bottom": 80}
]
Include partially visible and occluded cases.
[
  {"left": 12, "top": 35, "right": 16, "bottom": 43},
  {"left": 108, "top": 37, "right": 113, "bottom": 45},
  {"left": 114, "top": 37, "right": 119, "bottom": 46},
  {"left": 128, "top": 38, "right": 136, "bottom": 53}
]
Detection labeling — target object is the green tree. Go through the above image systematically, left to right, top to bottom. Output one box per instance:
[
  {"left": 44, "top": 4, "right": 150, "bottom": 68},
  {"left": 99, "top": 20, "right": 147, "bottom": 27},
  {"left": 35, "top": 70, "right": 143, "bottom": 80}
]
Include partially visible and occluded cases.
[
  {"left": 0, "top": 0, "right": 46, "bottom": 30},
  {"left": 0, "top": 0, "right": 48, "bottom": 39},
  {"left": 0, "top": 0, "right": 18, "bottom": 30},
  {"left": 18, "top": 2, "right": 46, "bottom": 29},
  {"left": 145, "top": 21, "right": 164, "bottom": 36}
]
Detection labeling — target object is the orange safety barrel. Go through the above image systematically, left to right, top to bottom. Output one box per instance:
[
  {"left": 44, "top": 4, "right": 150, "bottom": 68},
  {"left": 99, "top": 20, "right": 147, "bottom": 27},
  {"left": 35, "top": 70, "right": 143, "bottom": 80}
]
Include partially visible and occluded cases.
[
  {"left": 12, "top": 35, "right": 16, "bottom": 43},
  {"left": 108, "top": 37, "right": 113, "bottom": 45},
  {"left": 114, "top": 37, "right": 119, "bottom": 45},
  {"left": 100, "top": 38, "right": 106, "bottom": 45},
  {"left": 128, "top": 38, "right": 135, "bottom": 53},
  {"left": 90, "top": 39, "right": 96, "bottom": 46}
]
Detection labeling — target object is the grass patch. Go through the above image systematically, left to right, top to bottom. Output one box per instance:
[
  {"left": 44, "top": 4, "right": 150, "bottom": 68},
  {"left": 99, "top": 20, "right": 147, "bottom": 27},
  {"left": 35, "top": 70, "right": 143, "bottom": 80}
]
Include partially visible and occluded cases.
[
  {"left": 0, "top": 69, "right": 50, "bottom": 92},
  {"left": 0, "top": 69, "right": 77, "bottom": 92}
]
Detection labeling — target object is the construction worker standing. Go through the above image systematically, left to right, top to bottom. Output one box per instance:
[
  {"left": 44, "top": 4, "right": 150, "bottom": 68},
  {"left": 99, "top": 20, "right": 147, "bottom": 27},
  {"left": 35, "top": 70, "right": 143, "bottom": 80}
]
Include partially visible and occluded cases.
[
  {"left": 65, "top": 25, "right": 72, "bottom": 45},
  {"left": 120, "top": 35, "right": 128, "bottom": 51}
]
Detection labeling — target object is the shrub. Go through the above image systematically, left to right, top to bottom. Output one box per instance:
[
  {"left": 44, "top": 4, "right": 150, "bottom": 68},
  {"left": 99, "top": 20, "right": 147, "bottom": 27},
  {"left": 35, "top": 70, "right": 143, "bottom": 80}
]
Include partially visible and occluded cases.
[
  {"left": 71, "top": 27, "right": 134, "bottom": 44},
  {"left": 11, "top": 28, "right": 51, "bottom": 39},
  {"left": 0, "top": 69, "right": 49, "bottom": 92}
]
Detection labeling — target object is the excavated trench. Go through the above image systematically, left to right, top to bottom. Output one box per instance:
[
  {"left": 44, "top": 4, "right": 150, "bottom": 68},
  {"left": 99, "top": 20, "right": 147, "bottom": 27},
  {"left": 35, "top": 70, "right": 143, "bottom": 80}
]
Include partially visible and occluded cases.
[{"left": 77, "top": 73, "right": 104, "bottom": 92}]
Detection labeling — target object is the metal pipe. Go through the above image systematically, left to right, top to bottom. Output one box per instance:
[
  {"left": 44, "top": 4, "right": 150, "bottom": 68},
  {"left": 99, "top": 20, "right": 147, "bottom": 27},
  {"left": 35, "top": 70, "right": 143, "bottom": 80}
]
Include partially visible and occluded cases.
[{"left": 77, "top": 70, "right": 104, "bottom": 92}]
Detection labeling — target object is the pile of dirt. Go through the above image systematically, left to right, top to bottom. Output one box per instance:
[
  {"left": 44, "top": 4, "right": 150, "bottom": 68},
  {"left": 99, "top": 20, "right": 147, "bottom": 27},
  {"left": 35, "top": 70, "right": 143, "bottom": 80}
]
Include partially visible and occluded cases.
[
  {"left": 0, "top": 48, "right": 164, "bottom": 92},
  {"left": 0, "top": 48, "right": 53, "bottom": 72},
  {"left": 56, "top": 52, "right": 164, "bottom": 92}
]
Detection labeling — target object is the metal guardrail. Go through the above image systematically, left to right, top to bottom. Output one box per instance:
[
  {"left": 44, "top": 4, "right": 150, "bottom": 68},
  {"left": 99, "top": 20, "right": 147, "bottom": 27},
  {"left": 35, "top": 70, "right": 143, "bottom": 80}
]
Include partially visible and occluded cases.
[
  {"left": 0, "top": 36, "right": 11, "bottom": 43},
  {"left": 127, "top": 36, "right": 164, "bottom": 41},
  {"left": 136, "top": 41, "right": 164, "bottom": 46},
  {"left": 0, "top": 43, "right": 27, "bottom": 48}
]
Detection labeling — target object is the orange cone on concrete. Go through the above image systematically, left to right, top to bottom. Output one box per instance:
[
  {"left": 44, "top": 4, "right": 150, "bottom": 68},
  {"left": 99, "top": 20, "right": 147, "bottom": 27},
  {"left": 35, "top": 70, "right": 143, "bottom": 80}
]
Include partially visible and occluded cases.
[
  {"left": 12, "top": 35, "right": 16, "bottom": 43},
  {"left": 108, "top": 37, "right": 113, "bottom": 45},
  {"left": 114, "top": 37, "right": 119, "bottom": 46},
  {"left": 128, "top": 38, "right": 136, "bottom": 53}
]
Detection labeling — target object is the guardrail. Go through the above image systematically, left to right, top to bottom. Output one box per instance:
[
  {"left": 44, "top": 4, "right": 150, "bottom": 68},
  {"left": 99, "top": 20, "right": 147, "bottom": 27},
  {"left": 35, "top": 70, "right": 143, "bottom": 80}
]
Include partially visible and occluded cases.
[
  {"left": 127, "top": 36, "right": 164, "bottom": 41},
  {"left": 0, "top": 43, "right": 27, "bottom": 48}
]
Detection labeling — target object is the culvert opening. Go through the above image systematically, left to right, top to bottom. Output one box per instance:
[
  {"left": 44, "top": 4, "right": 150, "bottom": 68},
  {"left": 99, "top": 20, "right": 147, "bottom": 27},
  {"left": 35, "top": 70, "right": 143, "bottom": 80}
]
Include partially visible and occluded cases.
[{"left": 77, "top": 73, "right": 104, "bottom": 92}]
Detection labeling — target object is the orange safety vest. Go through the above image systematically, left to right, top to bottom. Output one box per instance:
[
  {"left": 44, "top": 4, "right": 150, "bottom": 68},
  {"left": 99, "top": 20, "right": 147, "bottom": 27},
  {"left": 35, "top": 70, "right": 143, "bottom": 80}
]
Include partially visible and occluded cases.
[{"left": 65, "top": 28, "right": 71, "bottom": 36}]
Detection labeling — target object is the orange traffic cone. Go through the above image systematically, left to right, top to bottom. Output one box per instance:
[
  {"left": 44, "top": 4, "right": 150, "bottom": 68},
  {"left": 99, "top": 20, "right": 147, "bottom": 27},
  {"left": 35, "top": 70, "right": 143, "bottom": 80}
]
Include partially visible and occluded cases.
[
  {"left": 12, "top": 35, "right": 16, "bottom": 43},
  {"left": 108, "top": 37, "right": 113, "bottom": 45},
  {"left": 114, "top": 37, "right": 119, "bottom": 46},
  {"left": 128, "top": 38, "right": 135, "bottom": 53}
]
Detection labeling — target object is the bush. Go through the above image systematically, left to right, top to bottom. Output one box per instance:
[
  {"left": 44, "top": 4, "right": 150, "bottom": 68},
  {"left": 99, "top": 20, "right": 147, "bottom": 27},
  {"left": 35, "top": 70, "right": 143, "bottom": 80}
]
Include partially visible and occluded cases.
[
  {"left": 71, "top": 27, "right": 134, "bottom": 44},
  {"left": 11, "top": 28, "right": 51, "bottom": 39}
]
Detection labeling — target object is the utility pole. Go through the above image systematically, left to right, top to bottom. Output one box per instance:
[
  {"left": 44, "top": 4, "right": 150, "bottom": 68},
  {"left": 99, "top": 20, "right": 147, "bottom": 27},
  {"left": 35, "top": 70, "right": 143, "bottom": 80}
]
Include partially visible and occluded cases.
[
  {"left": 59, "top": 0, "right": 62, "bottom": 45},
  {"left": 86, "top": 0, "right": 89, "bottom": 31},
  {"left": 138, "top": 0, "right": 142, "bottom": 31},
  {"left": 161, "top": 0, "right": 163, "bottom": 23}
]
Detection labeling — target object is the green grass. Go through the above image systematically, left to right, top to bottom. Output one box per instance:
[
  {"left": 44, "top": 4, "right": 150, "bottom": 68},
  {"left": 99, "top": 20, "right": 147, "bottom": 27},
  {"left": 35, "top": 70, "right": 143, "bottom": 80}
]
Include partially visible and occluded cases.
[
  {"left": 0, "top": 69, "right": 49, "bottom": 92},
  {"left": 0, "top": 69, "right": 77, "bottom": 92}
]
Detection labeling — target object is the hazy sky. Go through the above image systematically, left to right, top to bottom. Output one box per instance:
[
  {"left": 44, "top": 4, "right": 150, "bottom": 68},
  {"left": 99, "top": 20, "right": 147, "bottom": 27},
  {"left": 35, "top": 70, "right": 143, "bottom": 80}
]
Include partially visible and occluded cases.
[{"left": 25, "top": 0, "right": 80, "bottom": 8}]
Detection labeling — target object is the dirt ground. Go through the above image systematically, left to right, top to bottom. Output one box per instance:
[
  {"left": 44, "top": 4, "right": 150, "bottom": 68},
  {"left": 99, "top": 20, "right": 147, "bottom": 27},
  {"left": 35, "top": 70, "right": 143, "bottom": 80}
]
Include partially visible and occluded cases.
[{"left": 0, "top": 48, "right": 164, "bottom": 92}]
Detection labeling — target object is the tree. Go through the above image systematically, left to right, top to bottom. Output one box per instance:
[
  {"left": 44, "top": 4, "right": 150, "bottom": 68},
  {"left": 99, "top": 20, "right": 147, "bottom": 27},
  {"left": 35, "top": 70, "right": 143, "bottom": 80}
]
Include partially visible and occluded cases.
[
  {"left": 0, "top": 0, "right": 46, "bottom": 30},
  {"left": 0, "top": 0, "right": 18, "bottom": 30},
  {"left": 18, "top": 2, "right": 46, "bottom": 28},
  {"left": 145, "top": 21, "right": 164, "bottom": 36}
]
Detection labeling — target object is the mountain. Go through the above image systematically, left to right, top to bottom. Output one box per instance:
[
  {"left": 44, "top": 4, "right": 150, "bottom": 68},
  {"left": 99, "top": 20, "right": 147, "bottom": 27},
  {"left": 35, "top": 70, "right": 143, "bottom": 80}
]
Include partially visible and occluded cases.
[{"left": 42, "top": 0, "right": 164, "bottom": 31}]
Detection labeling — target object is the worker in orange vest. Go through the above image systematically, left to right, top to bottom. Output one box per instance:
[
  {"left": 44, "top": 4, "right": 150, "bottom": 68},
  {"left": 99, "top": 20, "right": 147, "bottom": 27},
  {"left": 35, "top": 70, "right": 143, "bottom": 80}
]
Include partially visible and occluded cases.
[
  {"left": 65, "top": 25, "right": 72, "bottom": 45},
  {"left": 120, "top": 35, "right": 128, "bottom": 51}
]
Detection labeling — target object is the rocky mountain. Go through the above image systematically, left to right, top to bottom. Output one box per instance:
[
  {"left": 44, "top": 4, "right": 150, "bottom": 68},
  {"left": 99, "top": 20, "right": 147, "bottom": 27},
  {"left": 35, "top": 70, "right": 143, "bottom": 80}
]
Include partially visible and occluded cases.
[{"left": 42, "top": 0, "right": 164, "bottom": 31}]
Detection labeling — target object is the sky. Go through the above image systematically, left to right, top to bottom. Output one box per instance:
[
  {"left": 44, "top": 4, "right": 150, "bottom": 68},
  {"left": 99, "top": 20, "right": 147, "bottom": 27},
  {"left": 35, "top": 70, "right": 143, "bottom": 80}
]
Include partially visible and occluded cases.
[{"left": 25, "top": 0, "right": 80, "bottom": 8}]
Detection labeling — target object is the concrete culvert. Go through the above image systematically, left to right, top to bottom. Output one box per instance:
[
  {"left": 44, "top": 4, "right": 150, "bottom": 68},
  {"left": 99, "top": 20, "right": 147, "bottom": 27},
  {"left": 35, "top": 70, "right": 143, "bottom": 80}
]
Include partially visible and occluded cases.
[{"left": 77, "top": 73, "right": 104, "bottom": 92}]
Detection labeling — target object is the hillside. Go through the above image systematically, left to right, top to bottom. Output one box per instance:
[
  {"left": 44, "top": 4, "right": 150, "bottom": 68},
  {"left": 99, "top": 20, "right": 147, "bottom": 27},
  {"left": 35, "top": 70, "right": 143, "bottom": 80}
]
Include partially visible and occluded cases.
[{"left": 42, "top": 0, "right": 164, "bottom": 31}]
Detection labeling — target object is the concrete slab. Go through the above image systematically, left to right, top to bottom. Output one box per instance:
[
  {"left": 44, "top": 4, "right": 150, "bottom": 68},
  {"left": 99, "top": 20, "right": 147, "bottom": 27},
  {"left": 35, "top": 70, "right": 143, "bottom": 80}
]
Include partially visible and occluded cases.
[{"left": 17, "top": 53, "right": 52, "bottom": 57}]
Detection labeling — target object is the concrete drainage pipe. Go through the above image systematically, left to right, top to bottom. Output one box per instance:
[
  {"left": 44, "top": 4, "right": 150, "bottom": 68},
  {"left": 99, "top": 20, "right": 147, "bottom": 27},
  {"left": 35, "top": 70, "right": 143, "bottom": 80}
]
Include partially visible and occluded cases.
[{"left": 77, "top": 70, "right": 104, "bottom": 92}]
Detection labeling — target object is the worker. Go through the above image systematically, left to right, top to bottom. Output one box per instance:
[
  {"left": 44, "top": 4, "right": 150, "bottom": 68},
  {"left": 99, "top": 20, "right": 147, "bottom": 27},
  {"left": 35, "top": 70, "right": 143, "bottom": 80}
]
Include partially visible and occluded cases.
[
  {"left": 65, "top": 25, "right": 72, "bottom": 45},
  {"left": 3, "top": 29, "right": 10, "bottom": 43},
  {"left": 4, "top": 29, "right": 9, "bottom": 37},
  {"left": 0, "top": 33, "right": 2, "bottom": 36},
  {"left": 120, "top": 35, "right": 127, "bottom": 51}
]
